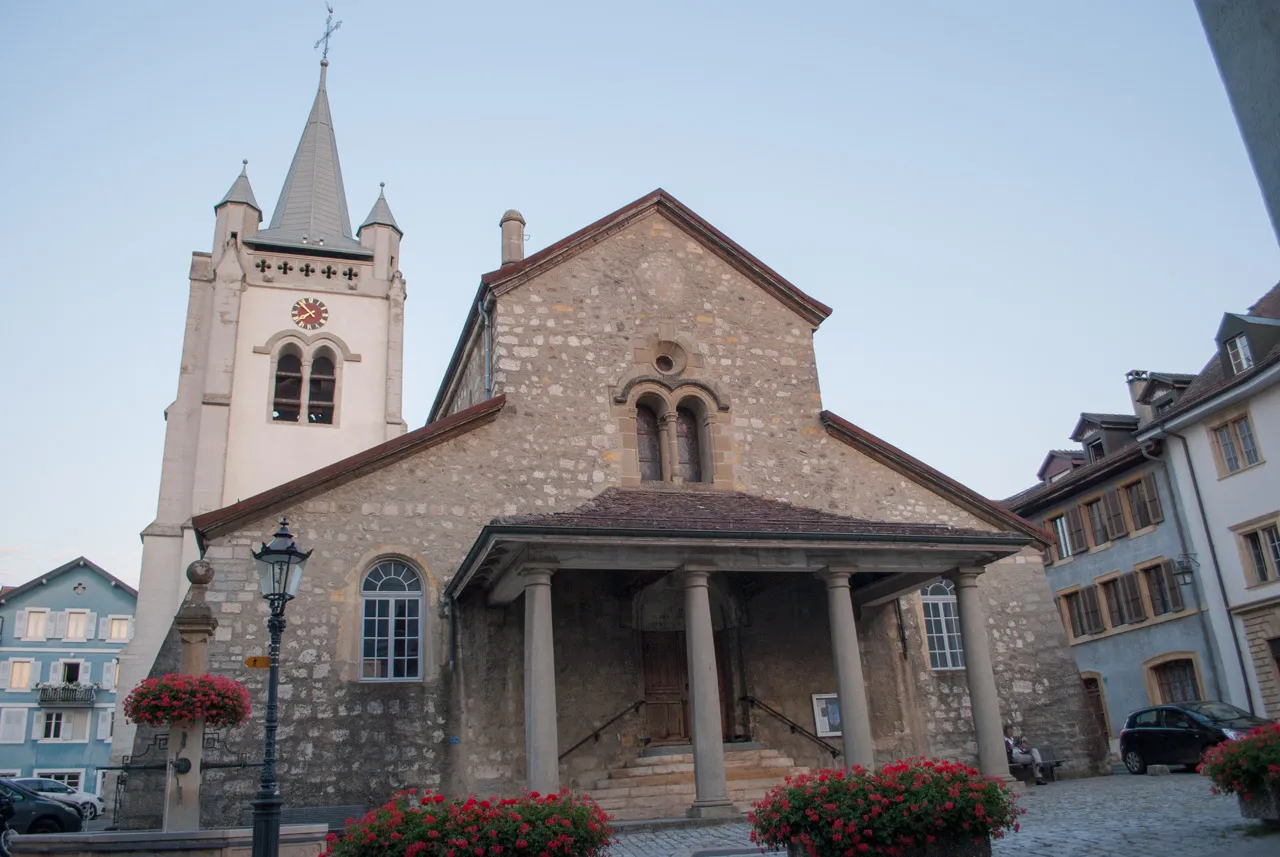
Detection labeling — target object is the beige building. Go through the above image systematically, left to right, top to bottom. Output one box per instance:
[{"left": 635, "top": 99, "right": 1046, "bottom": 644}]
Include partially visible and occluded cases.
[{"left": 119, "top": 59, "right": 1106, "bottom": 826}]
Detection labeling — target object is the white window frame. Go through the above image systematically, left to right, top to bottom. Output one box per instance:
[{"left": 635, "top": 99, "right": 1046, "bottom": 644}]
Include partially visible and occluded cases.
[
  {"left": 1227, "top": 334, "right": 1254, "bottom": 375},
  {"left": 360, "top": 560, "right": 425, "bottom": 683},
  {"left": 920, "top": 580, "right": 966, "bottom": 671},
  {"left": 22, "top": 609, "right": 49, "bottom": 642},
  {"left": 63, "top": 610, "right": 90, "bottom": 643},
  {"left": 107, "top": 616, "right": 131, "bottom": 642},
  {"left": 7, "top": 659, "right": 34, "bottom": 691},
  {"left": 56, "top": 659, "right": 87, "bottom": 685},
  {"left": 42, "top": 711, "right": 66, "bottom": 741},
  {"left": 31, "top": 769, "right": 84, "bottom": 791}
]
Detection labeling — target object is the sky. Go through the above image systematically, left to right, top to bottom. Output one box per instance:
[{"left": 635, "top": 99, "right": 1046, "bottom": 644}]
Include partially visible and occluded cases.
[{"left": 1, "top": 1, "right": 1277, "bottom": 588}]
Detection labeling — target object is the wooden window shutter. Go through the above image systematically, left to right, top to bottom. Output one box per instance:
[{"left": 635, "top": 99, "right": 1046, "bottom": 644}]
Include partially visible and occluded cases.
[
  {"left": 1141, "top": 473, "right": 1164, "bottom": 524},
  {"left": 1104, "top": 490, "right": 1129, "bottom": 538},
  {"left": 1066, "top": 507, "right": 1088, "bottom": 553},
  {"left": 1043, "top": 521, "right": 1060, "bottom": 563},
  {"left": 1163, "top": 560, "right": 1184, "bottom": 612},
  {"left": 1121, "top": 572, "right": 1146, "bottom": 621},
  {"left": 1082, "top": 585, "right": 1105, "bottom": 634},
  {"left": 13, "top": 611, "right": 27, "bottom": 639},
  {"left": 98, "top": 617, "right": 110, "bottom": 641},
  {"left": 0, "top": 661, "right": 10, "bottom": 689}
]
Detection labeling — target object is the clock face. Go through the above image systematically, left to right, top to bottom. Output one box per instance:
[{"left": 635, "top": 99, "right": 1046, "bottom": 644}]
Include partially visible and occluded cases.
[{"left": 291, "top": 298, "right": 328, "bottom": 331}]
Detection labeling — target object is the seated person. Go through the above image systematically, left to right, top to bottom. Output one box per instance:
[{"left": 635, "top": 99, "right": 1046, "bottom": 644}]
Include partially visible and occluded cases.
[{"left": 1004, "top": 723, "right": 1047, "bottom": 785}]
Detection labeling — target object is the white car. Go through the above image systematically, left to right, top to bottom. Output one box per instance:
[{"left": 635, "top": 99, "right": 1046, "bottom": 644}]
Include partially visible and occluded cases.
[{"left": 9, "top": 779, "right": 105, "bottom": 820}]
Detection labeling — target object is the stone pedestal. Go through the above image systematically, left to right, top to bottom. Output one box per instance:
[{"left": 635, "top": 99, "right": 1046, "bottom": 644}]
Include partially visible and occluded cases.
[
  {"left": 163, "top": 560, "right": 218, "bottom": 832},
  {"left": 682, "top": 570, "right": 735, "bottom": 818}
]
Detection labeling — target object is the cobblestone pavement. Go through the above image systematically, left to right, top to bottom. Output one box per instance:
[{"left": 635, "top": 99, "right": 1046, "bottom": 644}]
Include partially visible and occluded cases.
[{"left": 609, "top": 773, "right": 1280, "bottom": 857}]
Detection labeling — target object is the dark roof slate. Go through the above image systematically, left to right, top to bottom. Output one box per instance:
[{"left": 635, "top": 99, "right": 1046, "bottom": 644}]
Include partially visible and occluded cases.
[
  {"left": 1152, "top": 281, "right": 1280, "bottom": 422},
  {"left": 495, "top": 487, "right": 1023, "bottom": 541}
]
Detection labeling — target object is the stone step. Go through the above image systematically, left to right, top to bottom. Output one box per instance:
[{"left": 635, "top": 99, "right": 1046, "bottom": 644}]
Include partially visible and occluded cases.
[
  {"left": 623, "top": 748, "right": 783, "bottom": 768},
  {"left": 597, "top": 764, "right": 795, "bottom": 791}
]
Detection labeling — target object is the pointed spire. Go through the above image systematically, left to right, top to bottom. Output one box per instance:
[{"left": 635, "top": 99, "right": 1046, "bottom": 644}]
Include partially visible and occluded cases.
[
  {"left": 247, "top": 59, "right": 369, "bottom": 256},
  {"left": 216, "top": 160, "right": 261, "bottom": 213},
  {"left": 359, "top": 182, "right": 402, "bottom": 236}
]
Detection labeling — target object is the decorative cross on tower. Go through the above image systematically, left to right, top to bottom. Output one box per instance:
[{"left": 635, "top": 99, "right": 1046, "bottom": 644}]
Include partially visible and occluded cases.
[{"left": 315, "top": 4, "right": 342, "bottom": 61}]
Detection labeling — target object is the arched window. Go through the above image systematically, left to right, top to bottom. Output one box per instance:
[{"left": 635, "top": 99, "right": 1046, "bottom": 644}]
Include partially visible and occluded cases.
[
  {"left": 308, "top": 350, "right": 336, "bottom": 424},
  {"left": 272, "top": 351, "right": 303, "bottom": 422},
  {"left": 637, "top": 403, "right": 663, "bottom": 482},
  {"left": 676, "top": 405, "right": 703, "bottom": 483},
  {"left": 361, "top": 560, "right": 424, "bottom": 681},
  {"left": 920, "top": 580, "right": 964, "bottom": 670}
]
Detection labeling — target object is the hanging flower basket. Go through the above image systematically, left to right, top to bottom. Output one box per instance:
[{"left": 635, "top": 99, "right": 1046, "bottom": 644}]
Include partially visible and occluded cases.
[
  {"left": 123, "top": 673, "right": 251, "bottom": 730},
  {"left": 1199, "top": 723, "right": 1280, "bottom": 828},
  {"left": 749, "top": 758, "right": 1021, "bottom": 857},
  {"left": 320, "top": 789, "right": 614, "bottom": 857}
]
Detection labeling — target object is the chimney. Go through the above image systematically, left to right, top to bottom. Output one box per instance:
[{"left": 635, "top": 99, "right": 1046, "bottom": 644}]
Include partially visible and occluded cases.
[
  {"left": 500, "top": 209, "right": 525, "bottom": 266},
  {"left": 1126, "top": 369, "right": 1155, "bottom": 425}
]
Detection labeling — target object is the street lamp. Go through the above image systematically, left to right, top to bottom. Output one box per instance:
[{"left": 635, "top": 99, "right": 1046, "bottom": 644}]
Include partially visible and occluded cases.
[
  {"left": 249, "top": 517, "right": 311, "bottom": 857},
  {"left": 1173, "top": 553, "right": 1199, "bottom": 589}
]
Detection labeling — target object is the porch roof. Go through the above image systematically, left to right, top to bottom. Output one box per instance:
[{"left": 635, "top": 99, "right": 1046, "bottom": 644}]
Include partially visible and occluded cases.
[{"left": 446, "top": 488, "right": 1033, "bottom": 606}]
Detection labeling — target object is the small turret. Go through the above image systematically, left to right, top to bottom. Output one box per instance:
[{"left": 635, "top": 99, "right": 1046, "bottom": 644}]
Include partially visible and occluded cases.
[
  {"left": 212, "top": 160, "right": 261, "bottom": 259},
  {"left": 358, "top": 183, "right": 402, "bottom": 282}
]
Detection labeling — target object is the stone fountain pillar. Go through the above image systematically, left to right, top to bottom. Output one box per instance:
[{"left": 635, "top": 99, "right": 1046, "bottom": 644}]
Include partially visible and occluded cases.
[{"left": 163, "top": 559, "right": 218, "bottom": 832}]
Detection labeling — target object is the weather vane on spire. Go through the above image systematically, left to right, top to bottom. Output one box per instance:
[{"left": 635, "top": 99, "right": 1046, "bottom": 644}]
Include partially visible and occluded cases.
[{"left": 315, "top": 3, "right": 342, "bottom": 61}]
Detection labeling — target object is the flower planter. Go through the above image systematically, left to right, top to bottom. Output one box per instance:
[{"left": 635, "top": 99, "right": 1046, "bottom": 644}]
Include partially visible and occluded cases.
[
  {"left": 1199, "top": 722, "right": 1280, "bottom": 829},
  {"left": 751, "top": 759, "right": 1019, "bottom": 857},
  {"left": 1237, "top": 784, "right": 1280, "bottom": 829},
  {"left": 789, "top": 838, "right": 992, "bottom": 857}
]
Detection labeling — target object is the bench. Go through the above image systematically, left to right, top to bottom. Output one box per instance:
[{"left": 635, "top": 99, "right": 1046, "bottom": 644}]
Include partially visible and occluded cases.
[
  {"left": 1008, "top": 745, "right": 1068, "bottom": 783},
  {"left": 240, "top": 803, "right": 367, "bottom": 832}
]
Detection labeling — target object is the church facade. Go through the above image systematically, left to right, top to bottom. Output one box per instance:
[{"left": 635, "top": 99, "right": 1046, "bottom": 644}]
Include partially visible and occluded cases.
[{"left": 119, "top": 59, "right": 1106, "bottom": 827}]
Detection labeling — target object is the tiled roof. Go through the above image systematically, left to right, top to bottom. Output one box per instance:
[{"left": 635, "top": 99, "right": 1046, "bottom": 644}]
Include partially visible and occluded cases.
[
  {"left": 1142, "top": 281, "right": 1280, "bottom": 425},
  {"left": 1078, "top": 412, "right": 1139, "bottom": 424},
  {"left": 1004, "top": 442, "right": 1150, "bottom": 514},
  {"left": 494, "top": 487, "right": 1025, "bottom": 541}
]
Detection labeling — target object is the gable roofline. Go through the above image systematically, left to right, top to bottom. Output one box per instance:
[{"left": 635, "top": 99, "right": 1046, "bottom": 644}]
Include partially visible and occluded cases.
[
  {"left": 428, "top": 189, "right": 833, "bottom": 423},
  {"left": 480, "top": 189, "right": 832, "bottom": 326},
  {"left": 192, "top": 396, "right": 507, "bottom": 544},
  {"left": 819, "top": 411, "right": 1050, "bottom": 547},
  {"left": 1069, "top": 412, "right": 1139, "bottom": 442},
  {"left": 1035, "top": 449, "right": 1085, "bottom": 483},
  {"left": 0, "top": 556, "right": 137, "bottom": 604}
]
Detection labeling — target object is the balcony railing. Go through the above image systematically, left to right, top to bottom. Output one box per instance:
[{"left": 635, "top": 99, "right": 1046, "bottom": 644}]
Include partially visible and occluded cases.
[{"left": 37, "top": 684, "right": 98, "bottom": 707}]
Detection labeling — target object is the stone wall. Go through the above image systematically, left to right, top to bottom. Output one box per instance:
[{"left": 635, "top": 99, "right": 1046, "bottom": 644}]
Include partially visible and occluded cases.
[
  {"left": 124, "top": 205, "right": 1108, "bottom": 825},
  {"left": 908, "top": 550, "right": 1110, "bottom": 777},
  {"left": 1240, "top": 603, "right": 1280, "bottom": 719}
]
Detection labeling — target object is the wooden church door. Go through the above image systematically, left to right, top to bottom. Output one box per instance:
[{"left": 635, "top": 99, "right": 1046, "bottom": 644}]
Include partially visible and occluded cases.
[{"left": 641, "top": 631, "right": 731, "bottom": 744}]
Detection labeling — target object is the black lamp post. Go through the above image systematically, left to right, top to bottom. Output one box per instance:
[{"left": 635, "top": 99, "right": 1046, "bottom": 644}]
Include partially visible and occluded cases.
[{"left": 249, "top": 517, "right": 311, "bottom": 857}]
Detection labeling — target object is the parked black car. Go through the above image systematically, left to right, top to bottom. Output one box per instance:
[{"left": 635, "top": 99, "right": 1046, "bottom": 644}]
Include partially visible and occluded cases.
[
  {"left": 1119, "top": 701, "right": 1273, "bottom": 774},
  {"left": 0, "top": 780, "right": 82, "bottom": 835}
]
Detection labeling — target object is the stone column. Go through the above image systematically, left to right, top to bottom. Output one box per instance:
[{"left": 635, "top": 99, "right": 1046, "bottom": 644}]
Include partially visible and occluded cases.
[
  {"left": 660, "top": 412, "right": 677, "bottom": 481},
  {"left": 164, "top": 560, "right": 219, "bottom": 832},
  {"left": 523, "top": 567, "right": 559, "bottom": 794},
  {"left": 952, "top": 568, "right": 1015, "bottom": 783},
  {"left": 682, "top": 570, "right": 734, "bottom": 817},
  {"left": 821, "top": 570, "right": 875, "bottom": 769}
]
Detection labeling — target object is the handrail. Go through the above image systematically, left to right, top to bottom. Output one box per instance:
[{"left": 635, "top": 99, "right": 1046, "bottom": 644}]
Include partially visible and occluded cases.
[
  {"left": 741, "top": 695, "right": 841, "bottom": 760},
  {"left": 559, "top": 700, "right": 645, "bottom": 761}
]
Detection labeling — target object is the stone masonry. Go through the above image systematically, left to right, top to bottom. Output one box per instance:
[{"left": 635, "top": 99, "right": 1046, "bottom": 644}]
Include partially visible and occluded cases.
[{"left": 129, "top": 200, "right": 1106, "bottom": 827}]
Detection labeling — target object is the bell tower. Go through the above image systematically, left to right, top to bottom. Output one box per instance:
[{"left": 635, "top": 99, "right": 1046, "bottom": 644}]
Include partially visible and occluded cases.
[{"left": 113, "top": 56, "right": 407, "bottom": 761}]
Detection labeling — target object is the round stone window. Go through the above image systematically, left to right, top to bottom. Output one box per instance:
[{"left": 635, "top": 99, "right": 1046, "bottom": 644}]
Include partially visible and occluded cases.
[{"left": 652, "top": 341, "right": 686, "bottom": 375}]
